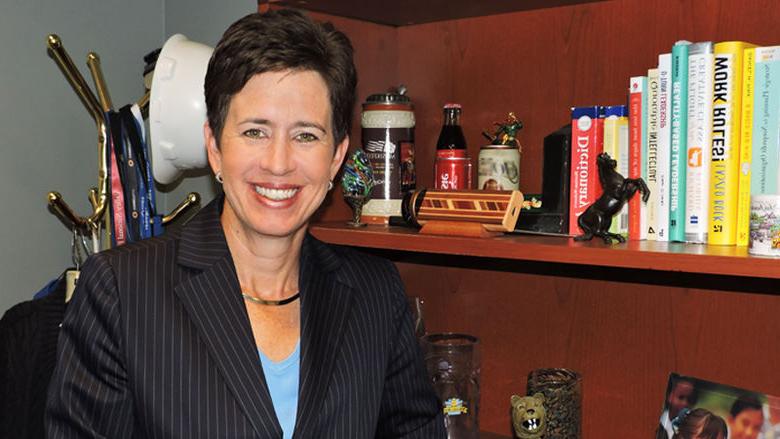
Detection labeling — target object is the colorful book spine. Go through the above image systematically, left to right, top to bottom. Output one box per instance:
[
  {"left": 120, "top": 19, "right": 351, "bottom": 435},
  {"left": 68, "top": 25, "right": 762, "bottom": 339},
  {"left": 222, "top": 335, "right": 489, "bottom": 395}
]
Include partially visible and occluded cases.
[
  {"left": 669, "top": 41, "right": 690, "bottom": 242},
  {"left": 709, "top": 41, "right": 755, "bottom": 246},
  {"left": 685, "top": 42, "right": 714, "bottom": 244},
  {"left": 751, "top": 46, "right": 780, "bottom": 195},
  {"left": 736, "top": 47, "right": 756, "bottom": 246},
  {"left": 656, "top": 54, "right": 673, "bottom": 242},
  {"left": 645, "top": 70, "right": 660, "bottom": 240},
  {"left": 640, "top": 74, "right": 650, "bottom": 241},
  {"left": 629, "top": 77, "right": 647, "bottom": 240},
  {"left": 603, "top": 105, "right": 630, "bottom": 236},
  {"left": 569, "top": 106, "right": 604, "bottom": 236}
]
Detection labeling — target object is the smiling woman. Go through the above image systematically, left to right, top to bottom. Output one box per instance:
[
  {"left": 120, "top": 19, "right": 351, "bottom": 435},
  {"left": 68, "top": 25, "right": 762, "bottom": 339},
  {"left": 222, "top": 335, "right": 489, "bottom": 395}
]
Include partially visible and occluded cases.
[
  {"left": 46, "top": 9, "right": 446, "bottom": 439},
  {"left": 206, "top": 70, "right": 347, "bottom": 243}
]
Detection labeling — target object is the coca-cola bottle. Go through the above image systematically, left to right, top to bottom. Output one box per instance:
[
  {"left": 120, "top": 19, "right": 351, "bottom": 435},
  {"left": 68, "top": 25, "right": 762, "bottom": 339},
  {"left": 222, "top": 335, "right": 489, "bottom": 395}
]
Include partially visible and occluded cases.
[
  {"left": 434, "top": 103, "right": 472, "bottom": 190},
  {"left": 436, "top": 103, "right": 467, "bottom": 158}
]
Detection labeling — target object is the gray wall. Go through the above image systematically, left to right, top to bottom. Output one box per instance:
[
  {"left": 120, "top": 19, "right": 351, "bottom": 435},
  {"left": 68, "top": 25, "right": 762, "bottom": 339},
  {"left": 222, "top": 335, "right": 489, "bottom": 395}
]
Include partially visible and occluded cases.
[{"left": 0, "top": 0, "right": 255, "bottom": 315}]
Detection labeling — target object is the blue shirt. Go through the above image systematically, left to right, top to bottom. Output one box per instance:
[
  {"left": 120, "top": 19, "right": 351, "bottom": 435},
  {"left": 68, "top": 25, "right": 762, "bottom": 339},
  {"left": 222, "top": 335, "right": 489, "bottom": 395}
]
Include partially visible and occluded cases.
[{"left": 258, "top": 342, "right": 300, "bottom": 439}]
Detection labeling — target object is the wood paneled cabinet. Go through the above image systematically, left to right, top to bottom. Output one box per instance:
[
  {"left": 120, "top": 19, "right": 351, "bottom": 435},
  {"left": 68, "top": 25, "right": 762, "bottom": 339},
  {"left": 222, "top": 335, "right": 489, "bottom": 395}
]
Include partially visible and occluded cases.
[{"left": 269, "top": 0, "right": 780, "bottom": 436}]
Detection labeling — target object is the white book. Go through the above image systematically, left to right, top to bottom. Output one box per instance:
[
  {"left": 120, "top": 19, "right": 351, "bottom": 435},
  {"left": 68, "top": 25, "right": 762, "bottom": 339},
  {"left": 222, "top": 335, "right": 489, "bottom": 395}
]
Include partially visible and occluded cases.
[
  {"left": 685, "top": 42, "right": 714, "bottom": 243},
  {"left": 656, "top": 53, "right": 672, "bottom": 242},
  {"left": 645, "top": 69, "right": 660, "bottom": 240}
]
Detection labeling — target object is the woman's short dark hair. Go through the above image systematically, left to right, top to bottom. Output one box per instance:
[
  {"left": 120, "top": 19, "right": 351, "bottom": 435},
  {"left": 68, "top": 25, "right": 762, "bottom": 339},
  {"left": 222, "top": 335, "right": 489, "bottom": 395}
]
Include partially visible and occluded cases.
[{"left": 204, "top": 9, "right": 357, "bottom": 146}]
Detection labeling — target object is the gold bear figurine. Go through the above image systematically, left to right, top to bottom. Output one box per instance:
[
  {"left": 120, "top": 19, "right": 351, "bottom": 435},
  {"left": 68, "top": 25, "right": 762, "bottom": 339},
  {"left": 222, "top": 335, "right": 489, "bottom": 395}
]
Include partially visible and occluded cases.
[{"left": 511, "top": 393, "right": 547, "bottom": 439}]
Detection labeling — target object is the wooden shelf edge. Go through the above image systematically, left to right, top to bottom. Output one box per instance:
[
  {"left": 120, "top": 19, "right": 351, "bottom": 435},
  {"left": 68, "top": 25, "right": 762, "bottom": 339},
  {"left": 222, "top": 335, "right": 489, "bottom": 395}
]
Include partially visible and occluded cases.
[
  {"left": 272, "top": 0, "right": 606, "bottom": 27},
  {"left": 309, "top": 222, "right": 780, "bottom": 280}
]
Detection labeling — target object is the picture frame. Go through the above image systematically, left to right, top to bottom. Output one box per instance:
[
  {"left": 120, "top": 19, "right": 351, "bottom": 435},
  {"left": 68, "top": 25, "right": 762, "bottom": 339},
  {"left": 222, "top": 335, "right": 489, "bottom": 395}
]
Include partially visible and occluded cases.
[{"left": 657, "top": 373, "right": 780, "bottom": 439}]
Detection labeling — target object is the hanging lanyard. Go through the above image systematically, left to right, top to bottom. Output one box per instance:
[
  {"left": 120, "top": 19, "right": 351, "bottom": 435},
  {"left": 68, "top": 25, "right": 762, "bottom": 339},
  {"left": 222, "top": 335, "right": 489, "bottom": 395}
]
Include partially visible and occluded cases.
[
  {"left": 130, "top": 104, "right": 163, "bottom": 237},
  {"left": 104, "top": 105, "right": 162, "bottom": 246},
  {"left": 120, "top": 105, "right": 158, "bottom": 239},
  {"left": 109, "top": 110, "right": 141, "bottom": 242},
  {"left": 105, "top": 112, "right": 127, "bottom": 247}
]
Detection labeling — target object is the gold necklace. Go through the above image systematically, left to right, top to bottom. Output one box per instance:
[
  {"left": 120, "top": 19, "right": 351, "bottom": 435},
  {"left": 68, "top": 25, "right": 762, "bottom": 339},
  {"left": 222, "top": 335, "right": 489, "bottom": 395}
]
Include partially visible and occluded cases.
[{"left": 241, "top": 291, "right": 300, "bottom": 306}]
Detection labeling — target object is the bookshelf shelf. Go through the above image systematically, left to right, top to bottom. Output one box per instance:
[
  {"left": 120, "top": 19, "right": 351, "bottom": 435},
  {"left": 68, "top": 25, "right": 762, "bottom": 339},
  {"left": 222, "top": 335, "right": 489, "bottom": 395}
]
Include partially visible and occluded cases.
[{"left": 310, "top": 223, "right": 780, "bottom": 281}]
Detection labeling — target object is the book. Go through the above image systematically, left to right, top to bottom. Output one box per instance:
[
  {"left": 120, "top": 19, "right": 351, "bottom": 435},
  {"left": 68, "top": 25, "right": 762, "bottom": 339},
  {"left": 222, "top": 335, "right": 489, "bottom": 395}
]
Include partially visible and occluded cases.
[
  {"left": 670, "top": 41, "right": 690, "bottom": 242},
  {"left": 685, "top": 41, "right": 714, "bottom": 244},
  {"left": 709, "top": 41, "right": 756, "bottom": 246},
  {"left": 751, "top": 46, "right": 780, "bottom": 196},
  {"left": 736, "top": 47, "right": 756, "bottom": 246},
  {"left": 656, "top": 53, "right": 673, "bottom": 242},
  {"left": 645, "top": 70, "right": 660, "bottom": 240},
  {"left": 629, "top": 77, "right": 648, "bottom": 240},
  {"left": 603, "top": 105, "right": 630, "bottom": 237},
  {"left": 569, "top": 106, "right": 604, "bottom": 236}
]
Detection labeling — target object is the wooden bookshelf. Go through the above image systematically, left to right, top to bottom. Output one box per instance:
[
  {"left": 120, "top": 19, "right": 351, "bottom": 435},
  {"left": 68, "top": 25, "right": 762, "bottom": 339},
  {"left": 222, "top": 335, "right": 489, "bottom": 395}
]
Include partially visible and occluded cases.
[
  {"left": 269, "top": 0, "right": 780, "bottom": 436},
  {"left": 311, "top": 223, "right": 780, "bottom": 438}
]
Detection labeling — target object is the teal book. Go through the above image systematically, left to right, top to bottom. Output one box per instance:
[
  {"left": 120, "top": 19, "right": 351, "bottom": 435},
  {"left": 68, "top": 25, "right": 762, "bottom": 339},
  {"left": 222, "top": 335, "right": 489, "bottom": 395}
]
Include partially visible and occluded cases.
[
  {"left": 669, "top": 41, "right": 690, "bottom": 242},
  {"left": 751, "top": 46, "right": 780, "bottom": 195}
]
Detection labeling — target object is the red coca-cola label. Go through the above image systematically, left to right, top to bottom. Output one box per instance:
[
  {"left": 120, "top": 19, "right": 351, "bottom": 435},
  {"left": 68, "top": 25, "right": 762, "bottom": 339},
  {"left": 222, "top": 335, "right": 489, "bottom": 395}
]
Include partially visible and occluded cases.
[
  {"left": 436, "top": 149, "right": 467, "bottom": 159},
  {"left": 435, "top": 157, "right": 472, "bottom": 190}
]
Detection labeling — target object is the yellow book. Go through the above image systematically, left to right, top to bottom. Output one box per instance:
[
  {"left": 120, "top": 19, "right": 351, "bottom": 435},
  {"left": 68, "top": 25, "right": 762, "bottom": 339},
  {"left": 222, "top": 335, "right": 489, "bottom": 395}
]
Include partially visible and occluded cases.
[
  {"left": 708, "top": 41, "right": 756, "bottom": 246},
  {"left": 736, "top": 46, "right": 756, "bottom": 246},
  {"left": 603, "top": 106, "right": 629, "bottom": 236}
]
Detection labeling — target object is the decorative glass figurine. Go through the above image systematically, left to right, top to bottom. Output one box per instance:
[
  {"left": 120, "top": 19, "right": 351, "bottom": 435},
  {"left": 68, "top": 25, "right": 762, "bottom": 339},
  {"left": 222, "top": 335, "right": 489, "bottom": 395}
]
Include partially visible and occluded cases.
[
  {"left": 482, "top": 111, "right": 523, "bottom": 147},
  {"left": 341, "top": 149, "right": 374, "bottom": 227}
]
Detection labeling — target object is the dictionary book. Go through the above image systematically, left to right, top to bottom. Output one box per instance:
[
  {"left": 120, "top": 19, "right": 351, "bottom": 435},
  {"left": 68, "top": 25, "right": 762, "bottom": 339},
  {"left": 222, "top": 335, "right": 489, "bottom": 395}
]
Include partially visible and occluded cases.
[{"left": 569, "top": 106, "right": 604, "bottom": 236}]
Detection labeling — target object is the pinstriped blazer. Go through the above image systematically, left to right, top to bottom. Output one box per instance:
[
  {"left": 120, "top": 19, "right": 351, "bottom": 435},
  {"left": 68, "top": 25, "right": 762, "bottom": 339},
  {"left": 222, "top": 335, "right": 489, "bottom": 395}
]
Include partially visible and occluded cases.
[{"left": 45, "top": 197, "right": 445, "bottom": 438}]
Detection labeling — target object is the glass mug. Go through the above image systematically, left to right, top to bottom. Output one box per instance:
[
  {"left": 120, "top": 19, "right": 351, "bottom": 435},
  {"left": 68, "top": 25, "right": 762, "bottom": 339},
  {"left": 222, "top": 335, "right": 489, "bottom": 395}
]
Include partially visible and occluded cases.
[
  {"left": 421, "top": 333, "right": 480, "bottom": 439},
  {"left": 526, "top": 368, "right": 582, "bottom": 439}
]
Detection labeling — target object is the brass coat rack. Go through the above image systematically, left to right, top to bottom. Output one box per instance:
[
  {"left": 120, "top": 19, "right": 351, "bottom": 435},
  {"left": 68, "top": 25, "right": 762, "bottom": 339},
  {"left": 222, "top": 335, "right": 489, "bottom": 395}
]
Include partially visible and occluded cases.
[{"left": 45, "top": 34, "right": 199, "bottom": 236}]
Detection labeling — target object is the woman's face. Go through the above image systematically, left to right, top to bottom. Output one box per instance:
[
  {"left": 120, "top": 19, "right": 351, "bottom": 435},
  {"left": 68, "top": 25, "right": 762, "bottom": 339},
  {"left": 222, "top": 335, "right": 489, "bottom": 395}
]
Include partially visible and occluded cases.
[{"left": 206, "top": 69, "right": 348, "bottom": 240}]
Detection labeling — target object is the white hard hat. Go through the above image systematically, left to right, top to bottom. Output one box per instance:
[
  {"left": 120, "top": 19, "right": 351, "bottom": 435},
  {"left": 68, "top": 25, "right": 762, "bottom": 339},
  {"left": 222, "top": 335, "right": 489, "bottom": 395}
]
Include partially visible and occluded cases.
[{"left": 149, "top": 34, "right": 213, "bottom": 184}]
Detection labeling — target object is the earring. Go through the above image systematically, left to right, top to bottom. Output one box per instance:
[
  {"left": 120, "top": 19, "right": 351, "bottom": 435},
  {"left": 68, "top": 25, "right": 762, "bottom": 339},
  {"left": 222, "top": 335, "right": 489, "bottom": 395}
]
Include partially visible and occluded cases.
[
  {"left": 215, "top": 172, "right": 223, "bottom": 183},
  {"left": 328, "top": 180, "right": 334, "bottom": 191}
]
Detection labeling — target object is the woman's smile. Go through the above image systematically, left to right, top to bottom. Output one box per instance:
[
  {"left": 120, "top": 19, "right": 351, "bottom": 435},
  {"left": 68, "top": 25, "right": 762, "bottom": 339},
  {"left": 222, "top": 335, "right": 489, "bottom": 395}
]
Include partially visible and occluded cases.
[{"left": 253, "top": 184, "right": 301, "bottom": 204}]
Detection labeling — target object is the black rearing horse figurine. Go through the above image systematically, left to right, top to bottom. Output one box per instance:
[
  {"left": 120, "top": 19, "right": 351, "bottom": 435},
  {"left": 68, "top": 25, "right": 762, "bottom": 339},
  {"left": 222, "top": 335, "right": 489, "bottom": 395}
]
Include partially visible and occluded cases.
[{"left": 574, "top": 152, "right": 650, "bottom": 244}]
